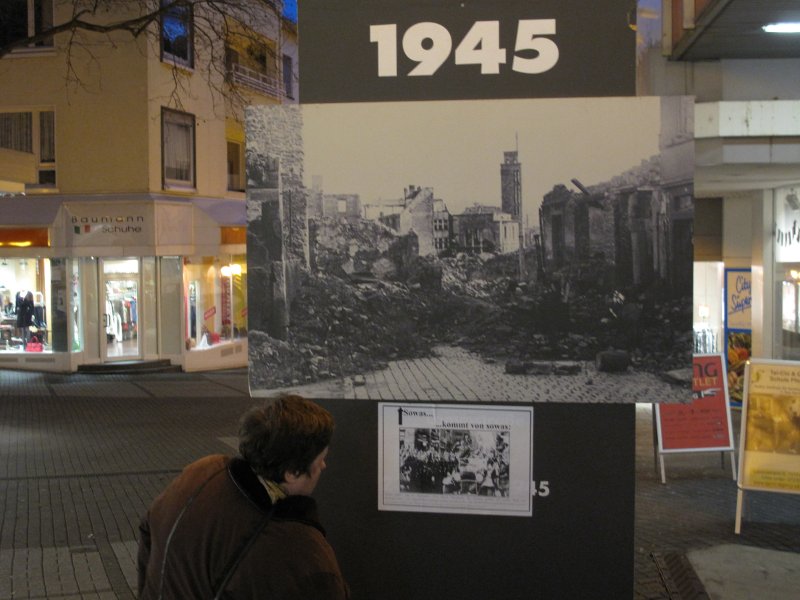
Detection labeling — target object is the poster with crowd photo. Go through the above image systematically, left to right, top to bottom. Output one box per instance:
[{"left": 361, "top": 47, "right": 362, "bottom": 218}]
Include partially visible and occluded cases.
[
  {"left": 246, "top": 96, "right": 694, "bottom": 403},
  {"left": 739, "top": 360, "right": 800, "bottom": 494},
  {"left": 378, "top": 403, "right": 533, "bottom": 516}
]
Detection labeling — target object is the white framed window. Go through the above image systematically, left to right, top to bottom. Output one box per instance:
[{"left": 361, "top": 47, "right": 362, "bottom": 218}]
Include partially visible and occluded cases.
[
  {"left": 0, "top": 0, "right": 54, "bottom": 52},
  {"left": 160, "top": 0, "right": 193, "bottom": 68},
  {"left": 162, "top": 108, "right": 195, "bottom": 189}
]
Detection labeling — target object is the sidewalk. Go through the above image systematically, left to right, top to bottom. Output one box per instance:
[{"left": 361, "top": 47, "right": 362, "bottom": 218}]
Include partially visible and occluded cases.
[{"left": 0, "top": 367, "right": 798, "bottom": 599}]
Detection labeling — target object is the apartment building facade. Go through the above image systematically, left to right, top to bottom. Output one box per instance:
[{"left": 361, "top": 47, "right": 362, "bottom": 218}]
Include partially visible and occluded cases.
[{"left": 0, "top": 0, "right": 297, "bottom": 371}]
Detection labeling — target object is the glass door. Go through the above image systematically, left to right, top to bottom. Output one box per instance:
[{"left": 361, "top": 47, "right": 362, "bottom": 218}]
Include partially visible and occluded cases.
[{"left": 101, "top": 258, "right": 141, "bottom": 361}]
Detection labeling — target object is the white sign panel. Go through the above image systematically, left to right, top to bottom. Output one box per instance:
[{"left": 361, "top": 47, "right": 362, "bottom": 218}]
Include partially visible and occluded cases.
[{"left": 379, "top": 403, "right": 533, "bottom": 517}]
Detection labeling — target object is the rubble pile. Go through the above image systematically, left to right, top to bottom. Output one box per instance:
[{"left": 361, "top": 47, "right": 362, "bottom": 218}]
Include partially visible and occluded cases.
[
  {"left": 313, "top": 217, "right": 398, "bottom": 277},
  {"left": 253, "top": 235, "right": 692, "bottom": 386},
  {"left": 255, "top": 271, "right": 438, "bottom": 386}
]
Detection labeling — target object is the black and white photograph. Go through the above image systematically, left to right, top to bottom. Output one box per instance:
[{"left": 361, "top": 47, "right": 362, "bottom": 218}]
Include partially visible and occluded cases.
[
  {"left": 246, "top": 96, "right": 694, "bottom": 403},
  {"left": 379, "top": 404, "right": 532, "bottom": 516},
  {"left": 399, "top": 427, "right": 510, "bottom": 497}
]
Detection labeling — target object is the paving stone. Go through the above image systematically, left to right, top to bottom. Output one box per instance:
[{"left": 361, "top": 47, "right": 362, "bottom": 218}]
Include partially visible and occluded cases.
[{"left": 0, "top": 367, "right": 798, "bottom": 599}]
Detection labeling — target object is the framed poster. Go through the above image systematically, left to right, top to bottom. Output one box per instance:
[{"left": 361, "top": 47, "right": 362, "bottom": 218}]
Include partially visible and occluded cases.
[
  {"left": 246, "top": 96, "right": 694, "bottom": 403},
  {"left": 656, "top": 354, "right": 734, "bottom": 453},
  {"left": 378, "top": 403, "right": 534, "bottom": 516}
]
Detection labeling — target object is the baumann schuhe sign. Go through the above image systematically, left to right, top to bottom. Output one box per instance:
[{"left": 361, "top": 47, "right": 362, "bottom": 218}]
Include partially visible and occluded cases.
[{"left": 65, "top": 203, "right": 154, "bottom": 247}]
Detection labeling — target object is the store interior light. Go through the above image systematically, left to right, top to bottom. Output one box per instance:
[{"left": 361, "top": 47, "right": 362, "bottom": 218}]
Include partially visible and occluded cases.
[
  {"left": 762, "top": 23, "right": 800, "bottom": 34},
  {"left": 220, "top": 264, "right": 242, "bottom": 277},
  {"left": 791, "top": 270, "right": 800, "bottom": 280}
]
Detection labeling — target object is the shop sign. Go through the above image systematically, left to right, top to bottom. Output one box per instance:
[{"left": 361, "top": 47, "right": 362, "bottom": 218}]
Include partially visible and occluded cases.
[
  {"left": 65, "top": 203, "right": 153, "bottom": 247},
  {"left": 204, "top": 306, "right": 216, "bottom": 320}
]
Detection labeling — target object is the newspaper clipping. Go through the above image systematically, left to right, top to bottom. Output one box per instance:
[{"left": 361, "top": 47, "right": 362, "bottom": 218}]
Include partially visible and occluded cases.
[{"left": 379, "top": 404, "right": 533, "bottom": 516}]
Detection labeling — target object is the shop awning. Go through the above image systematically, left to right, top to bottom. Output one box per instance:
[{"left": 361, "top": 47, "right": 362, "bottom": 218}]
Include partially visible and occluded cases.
[
  {"left": 0, "top": 195, "right": 62, "bottom": 226},
  {"left": 193, "top": 198, "right": 247, "bottom": 227}
]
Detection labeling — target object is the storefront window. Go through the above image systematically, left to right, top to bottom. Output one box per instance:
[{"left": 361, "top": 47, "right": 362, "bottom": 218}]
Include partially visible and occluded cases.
[
  {"left": 774, "top": 186, "right": 800, "bottom": 361},
  {"left": 184, "top": 254, "right": 247, "bottom": 350},
  {"left": 0, "top": 257, "right": 52, "bottom": 352},
  {"left": 71, "top": 259, "right": 82, "bottom": 351}
]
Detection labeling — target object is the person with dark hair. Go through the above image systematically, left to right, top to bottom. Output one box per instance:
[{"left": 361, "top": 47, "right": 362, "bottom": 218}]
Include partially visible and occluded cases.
[{"left": 137, "top": 394, "right": 349, "bottom": 600}]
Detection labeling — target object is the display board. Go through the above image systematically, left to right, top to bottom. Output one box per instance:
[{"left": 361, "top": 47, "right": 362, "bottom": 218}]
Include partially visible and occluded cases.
[
  {"left": 244, "top": 0, "right": 687, "bottom": 596},
  {"left": 655, "top": 354, "right": 735, "bottom": 482},
  {"left": 735, "top": 359, "right": 800, "bottom": 533}
]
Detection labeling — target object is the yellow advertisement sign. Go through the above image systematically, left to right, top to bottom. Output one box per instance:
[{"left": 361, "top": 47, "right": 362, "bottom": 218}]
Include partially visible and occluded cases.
[{"left": 740, "top": 361, "right": 800, "bottom": 493}]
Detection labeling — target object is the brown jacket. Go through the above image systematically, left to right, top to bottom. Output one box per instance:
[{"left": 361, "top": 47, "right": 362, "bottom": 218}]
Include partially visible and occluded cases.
[{"left": 137, "top": 455, "right": 349, "bottom": 599}]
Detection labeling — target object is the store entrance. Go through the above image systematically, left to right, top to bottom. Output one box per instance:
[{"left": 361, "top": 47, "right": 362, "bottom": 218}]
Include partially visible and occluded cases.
[{"left": 101, "top": 258, "right": 141, "bottom": 362}]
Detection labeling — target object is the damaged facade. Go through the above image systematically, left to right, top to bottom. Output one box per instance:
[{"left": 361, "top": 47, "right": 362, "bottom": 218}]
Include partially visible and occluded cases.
[
  {"left": 539, "top": 97, "right": 694, "bottom": 294},
  {"left": 363, "top": 186, "right": 453, "bottom": 257},
  {"left": 452, "top": 205, "right": 521, "bottom": 255}
]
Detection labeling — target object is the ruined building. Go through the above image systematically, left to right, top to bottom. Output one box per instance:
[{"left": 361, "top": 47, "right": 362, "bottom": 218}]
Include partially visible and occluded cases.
[
  {"left": 363, "top": 185, "right": 452, "bottom": 257},
  {"left": 452, "top": 205, "right": 520, "bottom": 255}
]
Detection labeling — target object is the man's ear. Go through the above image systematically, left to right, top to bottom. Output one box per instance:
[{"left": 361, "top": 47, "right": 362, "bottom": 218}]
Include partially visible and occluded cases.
[{"left": 283, "top": 469, "right": 302, "bottom": 483}]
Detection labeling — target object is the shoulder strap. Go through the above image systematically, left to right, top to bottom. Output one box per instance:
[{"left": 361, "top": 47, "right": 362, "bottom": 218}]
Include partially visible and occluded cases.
[
  {"left": 157, "top": 466, "right": 226, "bottom": 600},
  {"left": 212, "top": 505, "right": 275, "bottom": 600}
]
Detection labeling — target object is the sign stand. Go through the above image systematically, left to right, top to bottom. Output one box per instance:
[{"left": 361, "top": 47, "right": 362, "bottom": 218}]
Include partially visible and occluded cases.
[
  {"left": 654, "top": 354, "right": 736, "bottom": 484},
  {"left": 735, "top": 359, "right": 800, "bottom": 534}
]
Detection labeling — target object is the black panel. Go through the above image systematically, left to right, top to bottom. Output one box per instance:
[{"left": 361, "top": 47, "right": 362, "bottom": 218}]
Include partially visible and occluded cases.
[
  {"left": 300, "top": 0, "right": 636, "bottom": 103},
  {"left": 312, "top": 401, "right": 634, "bottom": 600}
]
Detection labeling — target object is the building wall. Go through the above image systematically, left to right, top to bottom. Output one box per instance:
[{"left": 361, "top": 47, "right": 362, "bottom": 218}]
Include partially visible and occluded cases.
[
  {"left": 0, "top": 3, "right": 150, "bottom": 194},
  {"left": 322, "top": 194, "right": 361, "bottom": 219}
]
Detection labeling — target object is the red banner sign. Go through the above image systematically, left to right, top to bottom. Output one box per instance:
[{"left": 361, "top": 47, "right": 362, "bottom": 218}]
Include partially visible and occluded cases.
[
  {"left": 204, "top": 306, "right": 216, "bottom": 321},
  {"left": 656, "top": 354, "right": 734, "bottom": 452}
]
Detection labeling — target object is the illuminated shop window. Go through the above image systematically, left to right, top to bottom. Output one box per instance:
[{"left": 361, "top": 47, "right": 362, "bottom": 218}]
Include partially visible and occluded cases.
[
  {"left": 184, "top": 255, "right": 247, "bottom": 350},
  {"left": 0, "top": 257, "right": 52, "bottom": 352}
]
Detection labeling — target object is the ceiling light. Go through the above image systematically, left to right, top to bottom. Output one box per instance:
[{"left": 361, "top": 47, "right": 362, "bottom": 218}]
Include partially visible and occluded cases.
[{"left": 762, "top": 23, "right": 800, "bottom": 34}]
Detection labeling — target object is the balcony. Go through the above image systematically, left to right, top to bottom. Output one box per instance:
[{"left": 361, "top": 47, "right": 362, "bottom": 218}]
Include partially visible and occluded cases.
[{"left": 228, "top": 62, "right": 283, "bottom": 99}]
